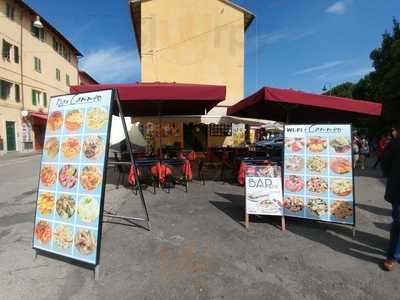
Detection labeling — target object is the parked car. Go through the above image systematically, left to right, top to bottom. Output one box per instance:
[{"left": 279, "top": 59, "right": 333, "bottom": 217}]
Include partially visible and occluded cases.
[{"left": 255, "top": 136, "right": 283, "bottom": 150}]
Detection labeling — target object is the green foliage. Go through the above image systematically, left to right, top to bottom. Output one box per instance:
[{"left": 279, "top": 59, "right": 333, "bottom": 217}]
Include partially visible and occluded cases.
[
  {"left": 329, "top": 18, "right": 400, "bottom": 132},
  {"left": 324, "top": 82, "right": 354, "bottom": 98}
]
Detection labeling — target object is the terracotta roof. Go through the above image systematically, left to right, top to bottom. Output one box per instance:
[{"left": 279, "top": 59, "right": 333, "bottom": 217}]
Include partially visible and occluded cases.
[
  {"left": 15, "top": 0, "right": 82, "bottom": 56},
  {"left": 129, "top": 0, "right": 255, "bottom": 56}
]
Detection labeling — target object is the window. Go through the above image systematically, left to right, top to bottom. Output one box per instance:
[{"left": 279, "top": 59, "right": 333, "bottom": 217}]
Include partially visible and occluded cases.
[
  {"left": 6, "top": 3, "right": 15, "bottom": 20},
  {"left": 31, "top": 22, "right": 45, "bottom": 41},
  {"left": 52, "top": 37, "right": 59, "bottom": 53},
  {"left": 53, "top": 37, "right": 71, "bottom": 62},
  {"left": 2, "top": 39, "right": 12, "bottom": 61},
  {"left": 14, "top": 46, "right": 19, "bottom": 64},
  {"left": 64, "top": 48, "right": 71, "bottom": 62},
  {"left": 34, "top": 57, "right": 41, "bottom": 73},
  {"left": 56, "top": 68, "right": 61, "bottom": 81},
  {"left": 66, "top": 74, "right": 70, "bottom": 86},
  {"left": 0, "top": 80, "right": 12, "bottom": 100},
  {"left": 15, "top": 84, "right": 20, "bottom": 102},
  {"left": 32, "top": 89, "right": 40, "bottom": 106},
  {"left": 32, "top": 89, "right": 47, "bottom": 106},
  {"left": 43, "top": 92, "right": 47, "bottom": 107}
]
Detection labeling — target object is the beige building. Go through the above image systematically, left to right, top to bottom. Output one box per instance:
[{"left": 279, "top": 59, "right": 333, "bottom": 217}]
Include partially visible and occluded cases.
[
  {"left": 0, "top": 0, "right": 81, "bottom": 154},
  {"left": 129, "top": 0, "right": 256, "bottom": 150}
]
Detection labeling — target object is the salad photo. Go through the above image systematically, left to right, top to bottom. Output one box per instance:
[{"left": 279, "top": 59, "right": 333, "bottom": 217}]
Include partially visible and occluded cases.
[
  {"left": 330, "top": 137, "right": 351, "bottom": 153},
  {"left": 307, "top": 156, "right": 327, "bottom": 173},
  {"left": 331, "top": 179, "right": 353, "bottom": 197},
  {"left": 78, "top": 196, "right": 99, "bottom": 223},
  {"left": 307, "top": 198, "right": 328, "bottom": 217}
]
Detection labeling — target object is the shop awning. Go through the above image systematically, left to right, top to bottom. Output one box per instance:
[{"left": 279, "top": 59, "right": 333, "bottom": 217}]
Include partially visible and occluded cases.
[
  {"left": 70, "top": 83, "right": 226, "bottom": 116},
  {"left": 228, "top": 87, "right": 383, "bottom": 123},
  {"left": 28, "top": 112, "right": 47, "bottom": 126}
]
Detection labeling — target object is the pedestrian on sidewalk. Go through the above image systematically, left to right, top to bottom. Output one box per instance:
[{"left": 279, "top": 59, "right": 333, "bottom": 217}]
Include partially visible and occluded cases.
[
  {"left": 382, "top": 123, "right": 400, "bottom": 271},
  {"left": 352, "top": 134, "right": 361, "bottom": 169},
  {"left": 373, "top": 134, "right": 388, "bottom": 168},
  {"left": 360, "top": 136, "right": 370, "bottom": 170}
]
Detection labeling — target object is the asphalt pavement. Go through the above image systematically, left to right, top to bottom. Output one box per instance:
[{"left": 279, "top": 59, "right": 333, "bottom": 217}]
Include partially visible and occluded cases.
[{"left": 0, "top": 155, "right": 398, "bottom": 300}]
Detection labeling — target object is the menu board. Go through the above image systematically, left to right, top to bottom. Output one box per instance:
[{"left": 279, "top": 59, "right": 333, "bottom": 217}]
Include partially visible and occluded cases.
[
  {"left": 32, "top": 89, "right": 113, "bottom": 265},
  {"left": 283, "top": 124, "right": 355, "bottom": 225},
  {"left": 245, "top": 165, "right": 283, "bottom": 216}
]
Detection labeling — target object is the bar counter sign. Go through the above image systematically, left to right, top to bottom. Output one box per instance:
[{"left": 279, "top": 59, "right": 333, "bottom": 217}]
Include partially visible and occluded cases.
[
  {"left": 32, "top": 89, "right": 113, "bottom": 265},
  {"left": 283, "top": 124, "right": 355, "bottom": 225}
]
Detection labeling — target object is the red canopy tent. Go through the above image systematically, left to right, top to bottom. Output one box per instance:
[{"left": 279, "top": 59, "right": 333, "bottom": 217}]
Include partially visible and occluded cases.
[
  {"left": 70, "top": 82, "right": 226, "bottom": 116},
  {"left": 228, "top": 86, "right": 382, "bottom": 123},
  {"left": 28, "top": 112, "right": 48, "bottom": 126}
]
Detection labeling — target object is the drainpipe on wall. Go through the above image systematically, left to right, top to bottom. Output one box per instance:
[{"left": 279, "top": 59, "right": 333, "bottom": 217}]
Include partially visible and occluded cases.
[{"left": 20, "top": 10, "right": 25, "bottom": 111}]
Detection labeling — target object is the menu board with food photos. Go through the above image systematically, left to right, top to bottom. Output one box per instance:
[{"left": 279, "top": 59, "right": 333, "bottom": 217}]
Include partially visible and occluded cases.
[
  {"left": 33, "top": 89, "right": 113, "bottom": 265},
  {"left": 283, "top": 124, "right": 355, "bottom": 225},
  {"left": 245, "top": 165, "right": 283, "bottom": 217}
]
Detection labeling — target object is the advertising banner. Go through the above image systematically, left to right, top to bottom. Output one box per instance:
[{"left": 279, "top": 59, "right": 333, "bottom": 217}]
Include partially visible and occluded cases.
[
  {"left": 32, "top": 89, "right": 113, "bottom": 265},
  {"left": 232, "top": 123, "right": 245, "bottom": 146},
  {"left": 283, "top": 124, "right": 355, "bottom": 225},
  {"left": 245, "top": 165, "right": 283, "bottom": 216}
]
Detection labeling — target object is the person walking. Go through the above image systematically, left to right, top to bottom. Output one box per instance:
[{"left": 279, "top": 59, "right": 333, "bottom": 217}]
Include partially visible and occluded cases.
[
  {"left": 382, "top": 124, "right": 400, "bottom": 271},
  {"left": 352, "top": 134, "right": 361, "bottom": 169},
  {"left": 373, "top": 135, "right": 387, "bottom": 168},
  {"left": 360, "top": 136, "right": 370, "bottom": 170}
]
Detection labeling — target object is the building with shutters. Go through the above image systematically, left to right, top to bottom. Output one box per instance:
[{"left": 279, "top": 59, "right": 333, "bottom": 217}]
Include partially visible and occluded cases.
[{"left": 0, "top": 0, "right": 82, "bottom": 153}]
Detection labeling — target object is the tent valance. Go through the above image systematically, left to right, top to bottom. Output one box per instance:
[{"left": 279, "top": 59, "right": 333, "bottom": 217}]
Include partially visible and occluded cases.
[
  {"left": 70, "top": 83, "right": 226, "bottom": 116},
  {"left": 228, "top": 87, "right": 382, "bottom": 123}
]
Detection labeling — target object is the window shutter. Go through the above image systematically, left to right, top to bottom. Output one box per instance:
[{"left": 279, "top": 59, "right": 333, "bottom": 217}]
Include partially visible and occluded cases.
[
  {"left": 2, "top": 39, "right": 8, "bottom": 59},
  {"left": 14, "top": 46, "right": 19, "bottom": 63},
  {"left": 0, "top": 81, "right": 5, "bottom": 100},
  {"left": 15, "top": 85, "right": 20, "bottom": 102},
  {"left": 32, "top": 90, "right": 36, "bottom": 106},
  {"left": 43, "top": 92, "right": 47, "bottom": 107}
]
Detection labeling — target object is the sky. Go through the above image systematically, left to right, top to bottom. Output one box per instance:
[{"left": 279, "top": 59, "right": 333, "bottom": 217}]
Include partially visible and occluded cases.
[{"left": 26, "top": 0, "right": 400, "bottom": 96}]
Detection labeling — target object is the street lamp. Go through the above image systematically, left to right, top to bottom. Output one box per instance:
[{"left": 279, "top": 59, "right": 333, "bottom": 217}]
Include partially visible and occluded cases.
[{"left": 33, "top": 16, "right": 43, "bottom": 28}]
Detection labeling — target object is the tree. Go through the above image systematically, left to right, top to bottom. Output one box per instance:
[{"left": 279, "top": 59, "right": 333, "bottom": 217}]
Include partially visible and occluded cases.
[
  {"left": 328, "top": 18, "right": 400, "bottom": 132},
  {"left": 369, "top": 18, "right": 400, "bottom": 124},
  {"left": 324, "top": 82, "right": 354, "bottom": 98}
]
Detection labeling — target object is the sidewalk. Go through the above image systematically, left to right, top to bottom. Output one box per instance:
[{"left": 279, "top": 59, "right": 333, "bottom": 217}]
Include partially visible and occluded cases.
[{"left": 0, "top": 151, "right": 40, "bottom": 161}]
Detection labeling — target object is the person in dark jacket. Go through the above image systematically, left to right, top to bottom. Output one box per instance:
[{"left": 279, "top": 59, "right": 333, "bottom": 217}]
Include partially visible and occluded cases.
[{"left": 382, "top": 124, "right": 400, "bottom": 271}]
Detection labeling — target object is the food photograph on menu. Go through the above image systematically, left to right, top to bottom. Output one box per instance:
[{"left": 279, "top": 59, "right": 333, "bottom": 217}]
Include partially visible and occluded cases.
[
  {"left": 32, "top": 90, "right": 113, "bottom": 265},
  {"left": 283, "top": 124, "right": 355, "bottom": 225}
]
